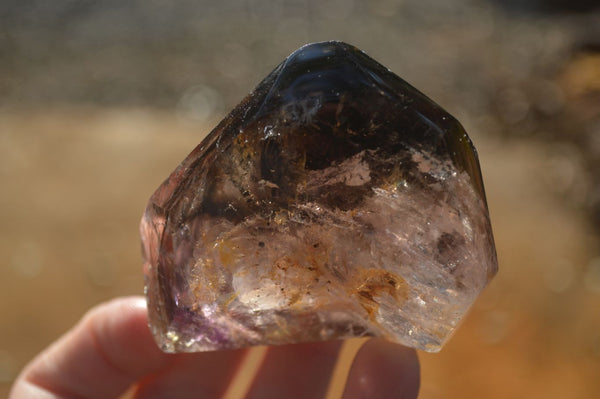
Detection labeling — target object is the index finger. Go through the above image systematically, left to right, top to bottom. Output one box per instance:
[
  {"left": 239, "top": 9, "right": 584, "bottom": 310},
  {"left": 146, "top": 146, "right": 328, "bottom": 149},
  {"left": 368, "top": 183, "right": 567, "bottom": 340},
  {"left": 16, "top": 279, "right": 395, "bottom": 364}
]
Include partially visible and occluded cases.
[{"left": 9, "top": 296, "right": 245, "bottom": 398}]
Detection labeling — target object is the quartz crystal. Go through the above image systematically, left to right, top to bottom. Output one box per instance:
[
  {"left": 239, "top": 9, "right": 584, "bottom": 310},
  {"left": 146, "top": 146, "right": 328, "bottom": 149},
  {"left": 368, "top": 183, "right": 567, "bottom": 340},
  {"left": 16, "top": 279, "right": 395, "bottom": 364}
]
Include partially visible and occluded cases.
[{"left": 141, "top": 41, "right": 498, "bottom": 353}]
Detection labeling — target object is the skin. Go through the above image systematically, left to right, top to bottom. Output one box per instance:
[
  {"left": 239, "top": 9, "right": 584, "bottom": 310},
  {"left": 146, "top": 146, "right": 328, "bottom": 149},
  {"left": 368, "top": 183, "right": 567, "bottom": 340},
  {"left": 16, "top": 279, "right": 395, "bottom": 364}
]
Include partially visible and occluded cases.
[{"left": 10, "top": 296, "right": 419, "bottom": 399}]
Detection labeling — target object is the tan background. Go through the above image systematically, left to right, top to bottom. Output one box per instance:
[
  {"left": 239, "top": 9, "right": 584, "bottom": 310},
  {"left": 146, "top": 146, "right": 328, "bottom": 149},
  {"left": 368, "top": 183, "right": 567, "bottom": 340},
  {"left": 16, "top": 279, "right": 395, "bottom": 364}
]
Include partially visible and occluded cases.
[{"left": 1, "top": 0, "right": 599, "bottom": 397}]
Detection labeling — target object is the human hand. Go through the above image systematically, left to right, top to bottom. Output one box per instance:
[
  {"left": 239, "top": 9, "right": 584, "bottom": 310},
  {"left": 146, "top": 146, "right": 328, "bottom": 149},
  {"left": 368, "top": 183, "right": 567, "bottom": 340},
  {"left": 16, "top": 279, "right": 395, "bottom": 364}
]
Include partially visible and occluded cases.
[{"left": 10, "top": 296, "right": 419, "bottom": 398}]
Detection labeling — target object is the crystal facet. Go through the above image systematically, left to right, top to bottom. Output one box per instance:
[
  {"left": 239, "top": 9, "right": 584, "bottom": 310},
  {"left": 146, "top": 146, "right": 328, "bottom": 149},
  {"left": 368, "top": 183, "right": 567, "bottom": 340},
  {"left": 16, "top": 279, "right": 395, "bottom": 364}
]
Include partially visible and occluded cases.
[{"left": 141, "top": 41, "right": 498, "bottom": 353}]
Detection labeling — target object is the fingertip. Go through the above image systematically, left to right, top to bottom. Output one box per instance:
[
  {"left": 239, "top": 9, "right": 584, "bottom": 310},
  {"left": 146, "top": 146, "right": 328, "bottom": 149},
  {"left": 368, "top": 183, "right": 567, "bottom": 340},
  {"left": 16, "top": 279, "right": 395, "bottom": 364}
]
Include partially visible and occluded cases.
[
  {"left": 11, "top": 296, "right": 171, "bottom": 399},
  {"left": 83, "top": 296, "right": 147, "bottom": 325},
  {"left": 84, "top": 296, "right": 169, "bottom": 377},
  {"left": 342, "top": 338, "right": 420, "bottom": 399},
  {"left": 246, "top": 340, "right": 342, "bottom": 399}
]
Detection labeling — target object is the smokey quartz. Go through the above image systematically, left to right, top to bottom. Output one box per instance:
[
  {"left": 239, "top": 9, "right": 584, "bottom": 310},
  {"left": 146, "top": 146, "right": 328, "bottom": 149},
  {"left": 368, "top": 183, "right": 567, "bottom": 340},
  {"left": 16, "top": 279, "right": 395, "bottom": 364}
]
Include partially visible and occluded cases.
[{"left": 141, "top": 41, "right": 498, "bottom": 353}]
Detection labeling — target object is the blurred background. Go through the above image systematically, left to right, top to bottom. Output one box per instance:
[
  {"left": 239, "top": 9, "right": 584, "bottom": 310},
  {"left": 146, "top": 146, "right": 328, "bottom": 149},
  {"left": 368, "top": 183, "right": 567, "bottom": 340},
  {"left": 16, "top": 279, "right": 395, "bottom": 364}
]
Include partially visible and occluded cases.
[{"left": 1, "top": 0, "right": 599, "bottom": 397}]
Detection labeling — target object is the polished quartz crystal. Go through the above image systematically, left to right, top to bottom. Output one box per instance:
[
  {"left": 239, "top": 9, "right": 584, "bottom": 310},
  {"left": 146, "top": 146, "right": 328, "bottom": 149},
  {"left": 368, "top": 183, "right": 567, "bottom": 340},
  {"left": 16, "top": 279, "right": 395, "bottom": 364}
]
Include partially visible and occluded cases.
[{"left": 141, "top": 41, "right": 497, "bottom": 353}]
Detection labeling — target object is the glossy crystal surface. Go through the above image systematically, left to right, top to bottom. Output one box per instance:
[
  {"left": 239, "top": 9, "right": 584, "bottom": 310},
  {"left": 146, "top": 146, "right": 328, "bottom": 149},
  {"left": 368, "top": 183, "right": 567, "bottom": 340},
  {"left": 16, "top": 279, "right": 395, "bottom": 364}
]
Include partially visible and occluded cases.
[{"left": 141, "top": 41, "right": 497, "bottom": 353}]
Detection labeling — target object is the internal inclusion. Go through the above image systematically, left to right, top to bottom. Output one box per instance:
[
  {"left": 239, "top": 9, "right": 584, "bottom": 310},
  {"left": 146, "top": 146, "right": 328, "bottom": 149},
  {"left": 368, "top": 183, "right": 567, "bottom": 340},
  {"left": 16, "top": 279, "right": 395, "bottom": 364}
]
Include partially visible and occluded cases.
[{"left": 141, "top": 41, "right": 498, "bottom": 353}]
